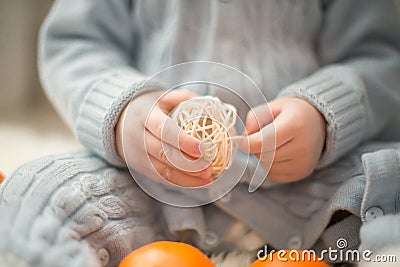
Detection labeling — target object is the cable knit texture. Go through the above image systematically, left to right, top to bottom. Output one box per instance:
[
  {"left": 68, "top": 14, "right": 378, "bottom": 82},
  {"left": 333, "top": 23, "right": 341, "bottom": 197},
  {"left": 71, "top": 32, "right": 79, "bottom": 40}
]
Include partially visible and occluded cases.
[
  {"left": 2, "top": 144, "right": 400, "bottom": 266},
  {"left": 0, "top": 153, "right": 158, "bottom": 267}
]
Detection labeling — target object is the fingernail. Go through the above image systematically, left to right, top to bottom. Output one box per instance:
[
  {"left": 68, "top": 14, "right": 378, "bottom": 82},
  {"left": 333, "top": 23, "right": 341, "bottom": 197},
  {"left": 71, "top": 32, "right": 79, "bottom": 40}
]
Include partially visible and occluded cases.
[
  {"left": 199, "top": 139, "right": 216, "bottom": 163},
  {"left": 199, "top": 140, "right": 207, "bottom": 154},
  {"left": 193, "top": 141, "right": 203, "bottom": 157},
  {"left": 196, "top": 143, "right": 202, "bottom": 157}
]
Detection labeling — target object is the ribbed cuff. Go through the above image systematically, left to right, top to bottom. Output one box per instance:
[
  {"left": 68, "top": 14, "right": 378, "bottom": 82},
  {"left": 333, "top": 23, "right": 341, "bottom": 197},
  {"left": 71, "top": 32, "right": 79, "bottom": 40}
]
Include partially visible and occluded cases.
[
  {"left": 278, "top": 66, "right": 366, "bottom": 168},
  {"left": 76, "top": 68, "right": 164, "bottom": 166}
]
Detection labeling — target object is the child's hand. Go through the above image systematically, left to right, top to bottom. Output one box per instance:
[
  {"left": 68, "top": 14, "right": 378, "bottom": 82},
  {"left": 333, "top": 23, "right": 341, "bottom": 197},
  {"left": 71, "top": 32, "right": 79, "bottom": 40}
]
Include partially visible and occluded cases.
[
  {"left": 116, "top": 90, "right": 213, "bottom": 187},
  {"left": 240, "top": 98, "right": 326, "bottom": 183}
]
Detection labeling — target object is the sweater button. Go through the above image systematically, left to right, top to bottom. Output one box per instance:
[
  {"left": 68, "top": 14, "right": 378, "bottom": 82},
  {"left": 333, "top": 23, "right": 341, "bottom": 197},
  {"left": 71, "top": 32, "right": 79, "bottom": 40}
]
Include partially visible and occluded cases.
[
  {"left": 365, "top": 207, "right": 384, "bottom": 222},
  {"left": 204, "top": 230, "right": 219, "bottom": 247},
  {"left": 287, "top": 235, "right": 302, "bottom": 249},
  {"left": 97, "top": 248, "right": 110, "bottom": 266}
]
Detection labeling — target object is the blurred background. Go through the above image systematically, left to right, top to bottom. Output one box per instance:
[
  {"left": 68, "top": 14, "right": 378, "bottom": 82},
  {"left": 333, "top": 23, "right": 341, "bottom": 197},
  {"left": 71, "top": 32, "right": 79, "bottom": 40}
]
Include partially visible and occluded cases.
[{"left": 0, "top": 0, "right": 82, "bottom": 175}]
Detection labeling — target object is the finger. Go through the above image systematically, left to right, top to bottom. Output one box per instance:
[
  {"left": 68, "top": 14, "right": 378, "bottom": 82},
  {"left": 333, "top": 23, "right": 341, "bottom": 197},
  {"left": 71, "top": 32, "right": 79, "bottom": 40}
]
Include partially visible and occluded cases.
[
  {"left": 159, "top": 90, "right": 197, "bottom": 112},
  {"left": 240, "top": 101, "right": 281, "bottom": 153},
  {"left": 245, "top": 104, "right": 278, "bottom": 135},
  {"left": 146, "top": 106, "right": 202, "bottom": 158},
  {"left": 242, "top": 108, "right": 295, "bottom": 154},
  {"left": 240, "top": 123, "right": 276, "bottom": 154},
  {"left": 144, "top": 130, "right": 212, "bottom": 177},
  {"left": 272, "top": 140, "right": 313, "bottom": 162},
  {"left": 252, "top": 150, "right": 274, "bottom": 176},
  {"left": 148, "top": 155, "right": 213, "bottom": 187},
  {"left": 269, "top": 157, "right": 315, "bottom": 183},
  {"left": 268, "top": 160, "right": 296, "bottom": 183}
]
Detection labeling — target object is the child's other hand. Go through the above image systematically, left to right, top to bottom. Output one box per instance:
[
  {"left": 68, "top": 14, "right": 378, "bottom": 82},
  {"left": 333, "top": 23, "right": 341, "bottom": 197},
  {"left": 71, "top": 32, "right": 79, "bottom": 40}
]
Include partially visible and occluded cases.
[
  {"left": 116, "top": 90, "right": 213, "bottom": 187},
  {"left": 240, "top": 98, "right": 326, "bottom": 183}
]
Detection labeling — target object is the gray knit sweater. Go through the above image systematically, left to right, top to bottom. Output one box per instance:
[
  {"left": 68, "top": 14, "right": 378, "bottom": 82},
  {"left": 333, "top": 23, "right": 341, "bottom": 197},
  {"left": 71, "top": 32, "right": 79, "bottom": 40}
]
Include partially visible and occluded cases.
[
  {"left": 2, "top": 0, "right": 400, "bottom": 266},
  {"left": 39, "top": 0, "right": 400, "bottom": 168}
]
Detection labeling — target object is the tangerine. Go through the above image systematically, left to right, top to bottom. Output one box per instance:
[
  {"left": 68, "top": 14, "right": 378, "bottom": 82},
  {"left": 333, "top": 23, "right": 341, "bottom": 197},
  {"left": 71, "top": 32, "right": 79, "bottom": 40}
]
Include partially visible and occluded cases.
[
  {"left": 0, "top": 171, "right": 5, "bottom": 184},
  {"left": 119, "top": 241, "right": 216, "bottom": 267},
  {"left": 251, "top": 250, "right": 329, "bottom": 267}
]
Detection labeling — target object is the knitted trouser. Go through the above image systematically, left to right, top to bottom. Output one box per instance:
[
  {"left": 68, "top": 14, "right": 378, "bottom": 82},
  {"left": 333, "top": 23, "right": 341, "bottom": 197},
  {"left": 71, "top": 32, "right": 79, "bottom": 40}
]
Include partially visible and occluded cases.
[{"left": 0, "top": 153, "right": 161, "bottom": 267}]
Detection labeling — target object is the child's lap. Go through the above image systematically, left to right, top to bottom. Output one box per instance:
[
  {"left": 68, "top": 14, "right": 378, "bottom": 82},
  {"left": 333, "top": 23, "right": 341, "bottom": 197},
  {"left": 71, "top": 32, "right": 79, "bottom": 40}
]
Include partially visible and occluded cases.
[{"left": 0, "top": 141, "right": 399, "bottom": 265}]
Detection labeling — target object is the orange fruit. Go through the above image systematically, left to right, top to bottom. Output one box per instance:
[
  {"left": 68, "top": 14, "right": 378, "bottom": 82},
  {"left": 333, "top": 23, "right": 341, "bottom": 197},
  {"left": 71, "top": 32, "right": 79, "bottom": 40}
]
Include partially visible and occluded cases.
[
  {"left": 0, "top": 171, "right": 5, "bottom": 184},
  {"left": 119, "top": 241, "right": 216, "bottom": 267},
  {"left": 251, "top": 250, "right": 329, "bottom": 267}
]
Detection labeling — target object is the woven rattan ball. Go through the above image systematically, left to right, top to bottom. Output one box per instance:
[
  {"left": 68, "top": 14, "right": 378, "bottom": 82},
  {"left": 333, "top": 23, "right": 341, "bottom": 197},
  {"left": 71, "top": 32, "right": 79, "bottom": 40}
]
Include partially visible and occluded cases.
[{"left": 169, "top": 96, "right": 238, "bottom": 178}]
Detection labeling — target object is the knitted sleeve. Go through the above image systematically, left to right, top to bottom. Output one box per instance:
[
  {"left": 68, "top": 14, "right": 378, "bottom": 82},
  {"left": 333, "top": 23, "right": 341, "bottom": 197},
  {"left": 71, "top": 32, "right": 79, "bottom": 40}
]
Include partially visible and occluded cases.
[
  {"left": 38, "top": 0, "right": 161, "bottom": 166},
  {"left": 278, "top": 0, "right": 400, "bottom": 168}
]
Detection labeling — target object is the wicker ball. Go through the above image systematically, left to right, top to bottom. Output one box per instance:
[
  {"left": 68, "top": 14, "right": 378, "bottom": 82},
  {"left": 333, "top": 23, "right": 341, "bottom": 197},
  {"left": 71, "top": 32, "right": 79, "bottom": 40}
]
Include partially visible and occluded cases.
[{"left": 169, "top": 96, "right": 237, "bottom": 178}]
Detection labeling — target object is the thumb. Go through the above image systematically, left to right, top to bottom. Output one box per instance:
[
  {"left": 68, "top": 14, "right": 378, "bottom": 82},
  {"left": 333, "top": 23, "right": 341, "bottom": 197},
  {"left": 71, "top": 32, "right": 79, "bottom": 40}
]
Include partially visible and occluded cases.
[{"left": 245, "top": 101, "right": 281, "bottom": 135}]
